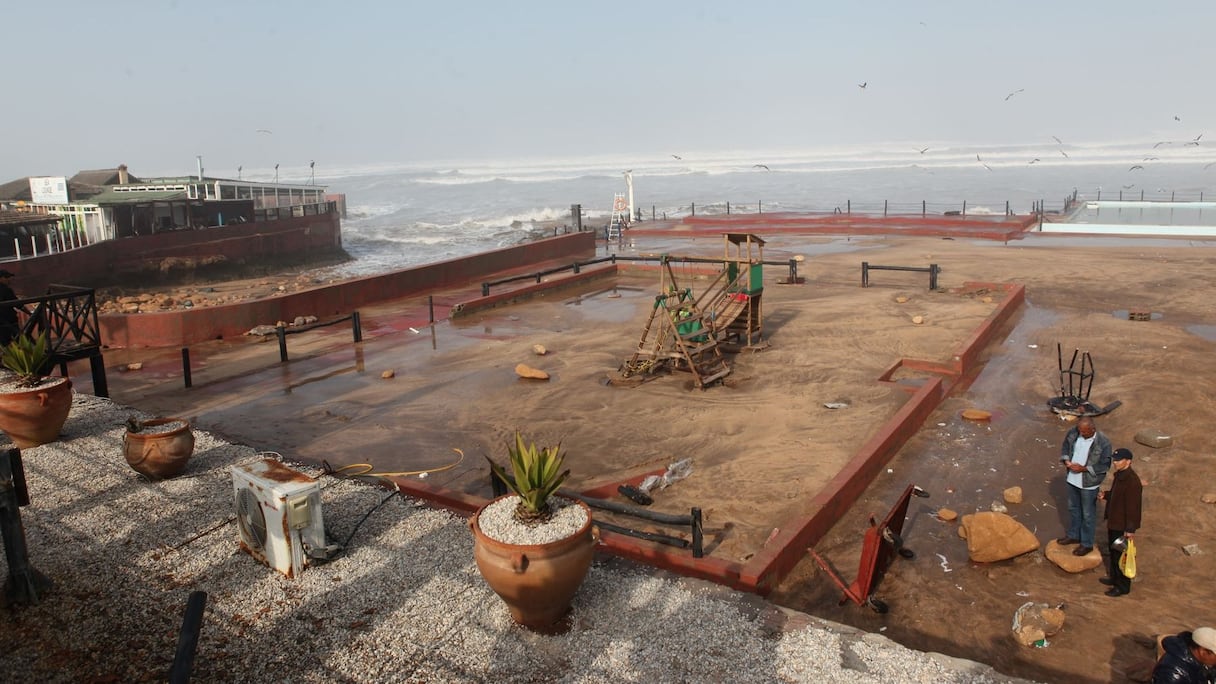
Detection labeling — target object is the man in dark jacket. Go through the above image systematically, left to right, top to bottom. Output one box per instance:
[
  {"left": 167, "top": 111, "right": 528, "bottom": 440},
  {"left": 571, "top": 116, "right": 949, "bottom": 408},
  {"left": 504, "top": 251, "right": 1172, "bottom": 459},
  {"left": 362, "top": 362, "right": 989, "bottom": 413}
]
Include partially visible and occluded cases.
[
  {"left": 1057, "top": 416, "right": 1113, "bottom": 555},
  {"left": 1098, "top": 447, "right": 1143, "bottom": 596},
  {"left": 1152, "top": 627, "right": 1216, "bottom": 683}
]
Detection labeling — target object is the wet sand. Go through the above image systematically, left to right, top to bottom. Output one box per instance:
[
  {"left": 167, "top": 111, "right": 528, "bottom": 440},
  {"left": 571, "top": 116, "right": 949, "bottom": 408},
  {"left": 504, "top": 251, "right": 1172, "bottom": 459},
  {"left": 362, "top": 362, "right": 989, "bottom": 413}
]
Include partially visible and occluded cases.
[{"left": 87, "top": 233, "right": 1216, "bottom": 683}]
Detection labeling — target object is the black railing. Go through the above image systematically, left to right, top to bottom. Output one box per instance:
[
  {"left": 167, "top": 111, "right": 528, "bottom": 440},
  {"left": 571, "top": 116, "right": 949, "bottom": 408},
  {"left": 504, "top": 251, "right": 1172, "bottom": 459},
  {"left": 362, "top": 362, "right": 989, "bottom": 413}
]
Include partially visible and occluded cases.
[{"left": 10, "top": 284, "right": 107, "bottom": 397}]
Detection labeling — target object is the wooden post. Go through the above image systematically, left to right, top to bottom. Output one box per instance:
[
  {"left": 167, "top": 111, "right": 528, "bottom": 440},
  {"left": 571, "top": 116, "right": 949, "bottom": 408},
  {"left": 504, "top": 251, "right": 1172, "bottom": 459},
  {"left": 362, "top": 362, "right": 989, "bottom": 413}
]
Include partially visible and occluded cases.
[
  {"left": 884, "top": 200, "right": 888, "bottom": 217},
  {"left": 922, "top": 200, "right": 926, "bottom": 217}
]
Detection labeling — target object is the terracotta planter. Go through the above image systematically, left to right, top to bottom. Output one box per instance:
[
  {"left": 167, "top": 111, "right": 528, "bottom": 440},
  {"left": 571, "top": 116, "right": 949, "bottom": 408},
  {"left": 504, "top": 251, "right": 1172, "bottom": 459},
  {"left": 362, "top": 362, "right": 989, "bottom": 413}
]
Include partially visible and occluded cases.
[
  {"left": 0, "top": 376, "right": 73, "bottom": 449},
  {"left": 123, "top": 418, "right": 195, "bottom": 479},
  {"left": 470, "top": 497, "right": 598, "bottom": 630}
]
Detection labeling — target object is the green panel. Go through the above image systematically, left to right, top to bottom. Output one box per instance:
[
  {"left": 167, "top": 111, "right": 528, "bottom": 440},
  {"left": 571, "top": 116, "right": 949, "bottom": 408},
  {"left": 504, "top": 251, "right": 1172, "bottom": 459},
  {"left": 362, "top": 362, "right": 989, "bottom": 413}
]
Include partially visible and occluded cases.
[{"left": 747, "top": 263, "right": 764, "bottom": 294}]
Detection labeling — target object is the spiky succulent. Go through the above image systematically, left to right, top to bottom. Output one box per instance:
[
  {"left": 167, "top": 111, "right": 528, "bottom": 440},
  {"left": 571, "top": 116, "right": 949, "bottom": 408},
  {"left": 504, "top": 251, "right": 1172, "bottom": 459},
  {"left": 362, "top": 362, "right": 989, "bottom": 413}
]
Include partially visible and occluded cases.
[
  {"left": 1, "top": 332, "right": 52, "bottom": 388},
  {"left": 486, "top": 431, "right": 569, "bottom": 524}
]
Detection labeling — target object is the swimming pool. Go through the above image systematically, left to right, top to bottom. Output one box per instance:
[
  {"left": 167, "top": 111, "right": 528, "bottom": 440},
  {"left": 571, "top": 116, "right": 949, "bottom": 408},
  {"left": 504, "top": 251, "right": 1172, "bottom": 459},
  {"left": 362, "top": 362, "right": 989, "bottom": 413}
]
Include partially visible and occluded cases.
[{"left": 1039, "top": 200, "right": 1216, "bottom": 236}]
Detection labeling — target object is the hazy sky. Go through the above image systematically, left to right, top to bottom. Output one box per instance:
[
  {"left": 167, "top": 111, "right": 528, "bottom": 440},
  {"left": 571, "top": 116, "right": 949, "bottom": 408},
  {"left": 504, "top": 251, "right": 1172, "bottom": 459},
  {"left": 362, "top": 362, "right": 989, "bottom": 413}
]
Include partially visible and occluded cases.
[{"left": 4, "top": 1, "right": 1214, "bottom": 181}]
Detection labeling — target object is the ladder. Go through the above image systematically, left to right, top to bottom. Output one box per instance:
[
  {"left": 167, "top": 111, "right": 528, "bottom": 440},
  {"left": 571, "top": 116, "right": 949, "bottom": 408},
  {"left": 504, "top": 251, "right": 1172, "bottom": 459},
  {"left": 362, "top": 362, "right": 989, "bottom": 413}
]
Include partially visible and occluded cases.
[{"left": 607, "top": 193, "right": 628, "bottom": 240}]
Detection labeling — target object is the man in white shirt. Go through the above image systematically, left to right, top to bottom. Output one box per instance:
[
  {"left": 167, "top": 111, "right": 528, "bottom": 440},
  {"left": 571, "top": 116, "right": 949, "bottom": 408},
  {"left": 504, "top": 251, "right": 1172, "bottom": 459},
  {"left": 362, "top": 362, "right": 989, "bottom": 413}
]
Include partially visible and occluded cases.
[{"left": 1056, "top": 416, "right": 1113, "bottom": 555}]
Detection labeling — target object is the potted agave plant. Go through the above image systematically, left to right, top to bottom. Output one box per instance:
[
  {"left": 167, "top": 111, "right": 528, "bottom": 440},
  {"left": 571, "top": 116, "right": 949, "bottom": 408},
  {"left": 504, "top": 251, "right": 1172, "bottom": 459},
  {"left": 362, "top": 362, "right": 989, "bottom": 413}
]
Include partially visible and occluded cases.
[
  {"left": 0, "top": 332, "right": 73, "bottom": 449},
  {"left": 469, "top": 431, "right": 598, "bottom": 631}
]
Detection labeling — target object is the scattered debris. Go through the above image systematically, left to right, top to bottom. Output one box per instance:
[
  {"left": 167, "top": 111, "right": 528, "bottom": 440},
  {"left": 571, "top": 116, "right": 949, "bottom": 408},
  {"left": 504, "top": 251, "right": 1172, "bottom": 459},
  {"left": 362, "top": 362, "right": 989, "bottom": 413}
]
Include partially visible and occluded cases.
[
  {"left": 409, "top": 327, "right": 420, "bottom": 334},
  {"left": 1027, "top": 344, "right": 1038, "bottom": 349},
  {"left": 126, "top": 362, "right": 143, "bottom": 371},
  {"left": 824, "top": 402, "right": 850, "bottom": 409},
  {"left": 961, "top": 408, "right": 992, "bottom": 421},
  {"left": 1003, "top": 486, "right": 1023, "bottom": 504},
  {"left": 990, "top": 501, "right": 1008, "bottom": 513},
  {"left": 937, "top": 553, "right": 953, "bottom": 572},
  {"left": 1012, "top": 602, "right": 1066, "bottom": 648}
]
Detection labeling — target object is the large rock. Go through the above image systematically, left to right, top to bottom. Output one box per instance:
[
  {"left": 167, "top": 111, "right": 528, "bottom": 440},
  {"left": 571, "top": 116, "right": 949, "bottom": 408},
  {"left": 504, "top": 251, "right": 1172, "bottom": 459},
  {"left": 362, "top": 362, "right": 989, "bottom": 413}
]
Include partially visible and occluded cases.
[
  {"left": 1135, "top": 428, "right": 1173, "bottom": 449},
  {"left": 957, "top": 512, "right": 1040, "bottom": 562},
  {"left": 1044, "top": 539, "right": 1103, "bottom": 572},
  {"left": 1012, "top": 602, "right": 1066, "bottom": 647}
]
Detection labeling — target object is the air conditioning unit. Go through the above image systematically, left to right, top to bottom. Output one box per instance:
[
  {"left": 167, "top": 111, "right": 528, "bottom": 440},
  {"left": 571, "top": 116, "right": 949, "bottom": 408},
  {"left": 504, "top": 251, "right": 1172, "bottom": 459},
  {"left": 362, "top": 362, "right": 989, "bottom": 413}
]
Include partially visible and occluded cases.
[{"left": 231, "top": 459, "right": 326, "bottom": 578}]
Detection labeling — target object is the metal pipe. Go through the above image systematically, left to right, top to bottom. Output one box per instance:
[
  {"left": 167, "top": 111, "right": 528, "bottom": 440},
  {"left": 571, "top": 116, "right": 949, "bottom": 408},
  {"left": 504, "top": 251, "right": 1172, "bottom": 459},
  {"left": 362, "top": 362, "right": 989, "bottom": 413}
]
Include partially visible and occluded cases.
[
  {"left": 428, "top": 296, "right": 434, "bottom": 324},
  {"left": 351, "top": 311, "right": 362, "bottom": 343},
  {"left": 276, "top": 326, "right": 288, "bottom": 362},
  {"left": 181, "top": 348, "right": 192, "bottom": 388},
  {"left": 593, "top": 520, "right": 690, "bottom": 548},
  {"left": 168, "top": 591, "right": 207, "bottom": 684}
]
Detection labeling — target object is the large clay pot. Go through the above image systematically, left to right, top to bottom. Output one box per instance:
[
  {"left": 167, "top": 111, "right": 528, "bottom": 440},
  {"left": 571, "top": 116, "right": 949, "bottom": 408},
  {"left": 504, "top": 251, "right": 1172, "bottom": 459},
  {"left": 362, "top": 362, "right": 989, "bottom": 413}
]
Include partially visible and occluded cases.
[
  {"left": 0, "top": 377, "right": 73, "bottom": 449},
  {"left": 123, "top": 418, "right": 195, "bottom": 479},
  {"left": 470, "top": 496, "right": 598, "bottom": 630}
]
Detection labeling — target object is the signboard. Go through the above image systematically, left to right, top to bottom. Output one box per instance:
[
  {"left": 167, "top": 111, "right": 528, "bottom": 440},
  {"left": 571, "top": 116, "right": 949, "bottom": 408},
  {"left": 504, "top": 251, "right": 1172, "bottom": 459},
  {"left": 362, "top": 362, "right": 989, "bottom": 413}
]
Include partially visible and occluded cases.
[{"left": 29, "top": 176, "right": 69, "bottom": 204}]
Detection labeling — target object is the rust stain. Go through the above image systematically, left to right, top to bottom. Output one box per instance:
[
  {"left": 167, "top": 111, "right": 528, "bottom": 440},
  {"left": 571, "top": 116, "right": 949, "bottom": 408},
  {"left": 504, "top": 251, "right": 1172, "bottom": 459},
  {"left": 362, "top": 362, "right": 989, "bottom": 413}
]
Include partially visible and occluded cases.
[{"left": 254, "top": 459, "right": 315, "bottom": 484}]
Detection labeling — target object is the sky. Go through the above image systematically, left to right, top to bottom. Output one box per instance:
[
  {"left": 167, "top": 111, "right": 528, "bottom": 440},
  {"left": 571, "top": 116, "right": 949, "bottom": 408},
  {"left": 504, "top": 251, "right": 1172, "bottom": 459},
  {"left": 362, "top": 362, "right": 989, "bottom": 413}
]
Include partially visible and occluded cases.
[{"left": 3, "top": 1, "right": 1215, "bottom": 182}]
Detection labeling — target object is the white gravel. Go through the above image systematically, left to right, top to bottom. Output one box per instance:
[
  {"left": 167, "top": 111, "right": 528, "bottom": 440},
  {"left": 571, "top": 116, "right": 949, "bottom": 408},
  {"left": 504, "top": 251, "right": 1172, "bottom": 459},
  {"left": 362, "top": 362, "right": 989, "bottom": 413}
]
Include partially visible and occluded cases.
[
  {"left": 0, "top": 393, "right": 1037, "bottom": 683},
  {"left": 477, "top": 495, "right": 588, "bottom": 545}
]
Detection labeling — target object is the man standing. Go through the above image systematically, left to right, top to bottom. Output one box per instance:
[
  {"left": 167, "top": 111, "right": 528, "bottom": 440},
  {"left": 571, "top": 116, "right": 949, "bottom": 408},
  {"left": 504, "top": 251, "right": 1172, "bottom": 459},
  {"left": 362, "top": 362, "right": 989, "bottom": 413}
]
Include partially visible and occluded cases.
[
  {"left": 0, "top": 269, "right": 25, "bottom": 346},
  {"left": 1057, "top": 416, "right": 1113, "bottom": 556},
  {"left": 1099, "top": 447, "right": 1142, "bottom": 597},
  {"left": 1152, "top": 627, "right": 1216, "bottom": 683}
]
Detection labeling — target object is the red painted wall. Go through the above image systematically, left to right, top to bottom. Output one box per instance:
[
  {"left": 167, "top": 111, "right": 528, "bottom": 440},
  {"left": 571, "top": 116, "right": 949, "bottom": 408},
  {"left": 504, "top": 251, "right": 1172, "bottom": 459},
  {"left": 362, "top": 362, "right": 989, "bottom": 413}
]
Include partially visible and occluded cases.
[{"left": 100, "top": 231, "right": 598, "bottom": 347}]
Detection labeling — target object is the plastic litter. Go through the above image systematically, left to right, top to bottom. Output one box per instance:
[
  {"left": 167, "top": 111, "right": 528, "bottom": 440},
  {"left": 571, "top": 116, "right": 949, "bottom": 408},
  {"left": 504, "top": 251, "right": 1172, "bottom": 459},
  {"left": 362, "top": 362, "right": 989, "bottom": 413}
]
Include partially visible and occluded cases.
[{"left": 638, "top": 458, "right": 694, "bottom": 493}]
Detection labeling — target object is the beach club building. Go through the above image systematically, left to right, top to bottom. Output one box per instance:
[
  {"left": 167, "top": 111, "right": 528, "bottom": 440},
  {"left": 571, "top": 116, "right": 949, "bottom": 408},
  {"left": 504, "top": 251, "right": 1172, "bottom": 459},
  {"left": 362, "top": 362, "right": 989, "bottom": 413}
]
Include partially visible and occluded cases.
[{"left": 0, "top": 165, "right": 329, "bottom": 258}]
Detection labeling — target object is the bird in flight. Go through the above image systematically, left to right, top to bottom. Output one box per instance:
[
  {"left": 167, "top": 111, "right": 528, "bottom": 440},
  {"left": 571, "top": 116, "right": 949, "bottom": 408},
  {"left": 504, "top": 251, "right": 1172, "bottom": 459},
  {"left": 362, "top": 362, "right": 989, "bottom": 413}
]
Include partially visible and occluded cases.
[
  {"left": 857, "top": 82, "right": 867, "bottom": 89},
  {"left": 1004, "top": 88, "right": 1024, "bottom": 101},
  {"left": 1175, "top": 115, "right": 1182, "bottom": 122},
  {"left": 255, "top": 129, "right": 272, "bottom": 134},
  {"left": 1195, "top": 134, "right": 1204, "bottom": 142},
  {"left": 1052, "top": 136, "right": 1063, "bottom": 144},
  {"left": 1153, "top": 141, "right": 1171, "bottom": 148},
  {"left": 915, "top": 147, "right": 929, "bottom": 154},
  {"left": 1059, "top": 150, "right": 1069, "bottom": 158},
  {"left": 671, "top": 154, "right": 682, "bottom": 160},
  {"left": 976, "top": 154, "right": 983, "bottom": 162},
  {"left": 1143, "top": 156, "right": 1159, "bottom": 161},
  {"left": 1028, "top": 158, "right": 1041, "bottom": 164},
  {"left": 1204, "top": 161, "right": 1216, "bottom": 170},
  {"left": 753, "top": 164, "right": 770, "bottom": 171},
  {"left": 982, "top": 164, "right": 993, "bottom": 171},
  {"left": 1128, "top": 165, "right": 1145, "bottom": 171},
  {"left": 1122, "top": 184, "right": 1135, "bottom": 189}
]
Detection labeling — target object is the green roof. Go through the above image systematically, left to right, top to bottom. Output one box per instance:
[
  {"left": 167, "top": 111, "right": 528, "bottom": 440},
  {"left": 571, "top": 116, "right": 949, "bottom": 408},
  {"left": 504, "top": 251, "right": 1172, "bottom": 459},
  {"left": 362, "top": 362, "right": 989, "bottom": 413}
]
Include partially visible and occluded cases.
[{"left": 86, "top": 189, "right": 190, "bottom": 205}]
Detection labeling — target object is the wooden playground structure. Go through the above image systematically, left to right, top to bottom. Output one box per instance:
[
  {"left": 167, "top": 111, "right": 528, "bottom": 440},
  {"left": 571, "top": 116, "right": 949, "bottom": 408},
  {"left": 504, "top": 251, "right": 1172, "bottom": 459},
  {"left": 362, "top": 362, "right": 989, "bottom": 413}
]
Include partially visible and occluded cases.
[{"left": 618, "top": 233, "right": 766, "bottom": 389}]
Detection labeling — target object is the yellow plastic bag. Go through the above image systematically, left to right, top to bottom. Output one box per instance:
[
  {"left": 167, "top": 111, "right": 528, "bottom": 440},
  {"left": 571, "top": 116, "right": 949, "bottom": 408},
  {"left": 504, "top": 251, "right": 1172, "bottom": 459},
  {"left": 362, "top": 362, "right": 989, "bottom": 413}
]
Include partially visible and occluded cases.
[{"left": 1120, "top": 538, "right": 1137, "bottom": 579}]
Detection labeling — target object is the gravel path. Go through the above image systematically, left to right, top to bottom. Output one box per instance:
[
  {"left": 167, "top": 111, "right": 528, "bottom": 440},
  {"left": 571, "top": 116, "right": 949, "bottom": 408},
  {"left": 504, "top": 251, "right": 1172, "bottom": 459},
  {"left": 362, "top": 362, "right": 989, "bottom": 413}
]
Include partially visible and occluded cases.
[{"left": 0, "top": 394, "right": 1036, "bottom": 683}]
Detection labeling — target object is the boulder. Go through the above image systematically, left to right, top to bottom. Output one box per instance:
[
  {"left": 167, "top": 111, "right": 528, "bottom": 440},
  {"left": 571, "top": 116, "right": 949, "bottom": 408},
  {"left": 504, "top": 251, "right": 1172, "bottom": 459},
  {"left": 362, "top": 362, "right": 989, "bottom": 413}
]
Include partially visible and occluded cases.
[
  {"left": 532, "top": 344, "right": 547, "bottom": 356},
  {"left": 515, "top": 364, "right": 549, "bottom": 380},
  {"left": 1134, "top": 429, "right": 1173, "bottom": 449},
  {"left": 1003, "top": 486, "right": 1023, "bottom": 504},
  {"left": 957, "top": 512, "right": 1040, "bottom": 562},
  {"left": 1044, "top": 539, "right": 1103, "bottom": 572},
  {"left": 1012, "top": 602, "right": 1066, "bottom": 647}
]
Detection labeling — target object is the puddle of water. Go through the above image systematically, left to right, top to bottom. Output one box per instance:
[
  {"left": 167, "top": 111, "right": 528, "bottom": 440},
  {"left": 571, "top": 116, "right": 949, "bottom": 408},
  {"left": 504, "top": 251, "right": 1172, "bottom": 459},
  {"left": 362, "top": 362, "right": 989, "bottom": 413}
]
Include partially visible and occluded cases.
[
  {"left": 1111, "top": 309, "right": 1163, "bottom": 321},
  {"left": 1186, "top": 324, "right": 1216, "bottom": 341}
]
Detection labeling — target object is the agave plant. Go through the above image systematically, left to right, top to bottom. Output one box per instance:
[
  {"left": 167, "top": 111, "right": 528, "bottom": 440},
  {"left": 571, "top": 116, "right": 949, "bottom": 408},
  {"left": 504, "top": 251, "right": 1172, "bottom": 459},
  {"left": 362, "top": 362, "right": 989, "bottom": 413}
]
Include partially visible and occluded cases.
[
  {"left": 1, "top": 332, "right": 52, "bottom": 388},
  {"left": 486, "top": 431, "right": 570, "bottom": 524}
]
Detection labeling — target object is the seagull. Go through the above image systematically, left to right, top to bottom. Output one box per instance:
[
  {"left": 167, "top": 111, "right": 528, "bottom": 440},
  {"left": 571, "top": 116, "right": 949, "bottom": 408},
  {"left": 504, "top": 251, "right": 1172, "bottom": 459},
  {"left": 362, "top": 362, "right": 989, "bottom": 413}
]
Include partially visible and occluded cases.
[
  {"left": 858, "top": 82, "right": 867, "bottom": 89},
  {"left": 1004, "top": 88, "right": 1024, "bottom": 101},
  {"left": 1175, "top": 115, "right": 1182, "bottom": 122},
  {"left": 255, "top": 129, "right": 272, "bottom": 134},
  {"left": 1195, "top": 134, "right": 1205, "bottom": 142},
  {"left": 1052, "top": 136, "right": 1063, "bottom": 144},
  {"left": 1153, "top": 141, "right": 1170, "bottom": 148},
  {"left": 1186, "top": 141, "right": 1201, "bottom": 146},
  {"left": 915, "top": 147, "right": 929, "bottom": 154},
  {"left": 1059, "top": 150, "right": 1069, "bottom": 158},
  {"left": 671, "top": 154, "right": 682, "bottom": 160},
  {"left": 976, "top": 154, "right": 982, "bottom": 162},
  {"left": 1143, "top": 156, "right": 1159, "bottom": 161},
  {"left": 1028, "top": 158, "right": 1041, "bottom": 164},
  {"left": 1204, "top": 161, "right": 1216, "bottom": 170},
  {"left": 752, "top": 164, "right": 770, "bottom": 170},
  {"left": 982, "top": 164, "right": 993, "bottom": 171},
  {"left": 1128, "top": 165, "right": 1144, "bottom": 171},
  {"left": 1122, "top": 184, "right": 1135, "bottom": 189}
]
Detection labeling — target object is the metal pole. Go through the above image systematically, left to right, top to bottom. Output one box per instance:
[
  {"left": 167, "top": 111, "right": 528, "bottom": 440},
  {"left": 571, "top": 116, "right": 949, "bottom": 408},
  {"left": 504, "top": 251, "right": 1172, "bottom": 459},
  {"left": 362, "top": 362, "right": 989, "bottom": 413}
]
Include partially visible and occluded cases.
[
  {"left": 758, "top": 199, "right": 762, "bottom": 214},
  {"left": 847, "top": 199, "right": 851, "bottom": 214},
  {"left": 884, "top": 200, "right": 888, "bottom": 217},
  {"left": 922, "top": 200, "right": 926, "bottom": 217},
  {"left": 726, "top": 201, "right": 730, "bottom": 215},
  {"left": 690, "top": 202, "right": 695, "bottom": 216},
  {"left": 861, "top": 262, "right": 869, "bottom": 288},
  {"left": 930, "top": 264, "right": 939, "bottom": 291},
  {"left": 428, "top": 296, "right": 434, "bottom": 323},
  {"left": 352, "top": 311, "right": 363, "bottom": 343},
  {"left": 276, "top": 326, "right": 288, "bottom": 362},
  {"left": 181, "top": 348, "right": 192, "bottom": 388},
  {"left": 691, "top": 507, "right": 704, "bottom": 558},
  {"left": 168, "top": 591, "right": 208, "bottom": 684}
]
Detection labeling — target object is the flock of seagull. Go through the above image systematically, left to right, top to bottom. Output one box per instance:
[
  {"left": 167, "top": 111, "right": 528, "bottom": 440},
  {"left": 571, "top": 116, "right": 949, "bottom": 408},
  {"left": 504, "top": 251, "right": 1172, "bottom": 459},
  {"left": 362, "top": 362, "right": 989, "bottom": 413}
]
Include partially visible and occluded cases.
[{"left": 665, "top": 84, "right": 1209, "bottom": 176}]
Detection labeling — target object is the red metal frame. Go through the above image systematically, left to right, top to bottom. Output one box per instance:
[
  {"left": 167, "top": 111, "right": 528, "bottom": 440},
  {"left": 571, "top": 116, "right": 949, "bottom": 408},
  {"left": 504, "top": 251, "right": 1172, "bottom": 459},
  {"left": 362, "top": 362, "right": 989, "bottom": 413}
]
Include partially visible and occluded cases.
[{"left": 807, "top": 483, "right": 919, "bottom": 609}]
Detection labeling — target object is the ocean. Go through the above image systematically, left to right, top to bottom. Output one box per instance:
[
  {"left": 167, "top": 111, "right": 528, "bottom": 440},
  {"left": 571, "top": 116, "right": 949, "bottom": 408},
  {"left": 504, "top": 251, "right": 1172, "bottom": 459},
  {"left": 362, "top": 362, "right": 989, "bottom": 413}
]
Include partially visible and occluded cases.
[{"left": 309, "top": 139, "right": 1216, "bottom": 278}]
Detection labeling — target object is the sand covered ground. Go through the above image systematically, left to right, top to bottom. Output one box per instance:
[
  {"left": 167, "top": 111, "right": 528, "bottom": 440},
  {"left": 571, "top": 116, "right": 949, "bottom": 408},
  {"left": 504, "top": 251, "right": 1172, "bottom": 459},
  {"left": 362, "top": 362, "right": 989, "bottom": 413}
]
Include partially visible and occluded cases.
[{"left": 90, "top": 232, "right": 1216, "bottom": 683}]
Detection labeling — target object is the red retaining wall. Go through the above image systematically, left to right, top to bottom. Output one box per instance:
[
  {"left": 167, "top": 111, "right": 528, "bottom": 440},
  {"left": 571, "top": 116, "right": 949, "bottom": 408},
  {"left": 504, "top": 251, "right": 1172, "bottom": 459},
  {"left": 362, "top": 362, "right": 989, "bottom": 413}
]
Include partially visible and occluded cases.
[
  {"left": 11, "top": 212, "right": 343, "bottom": 296},
  {"left": 99, "top": 231, "right": 598, "bottom": 347}
]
